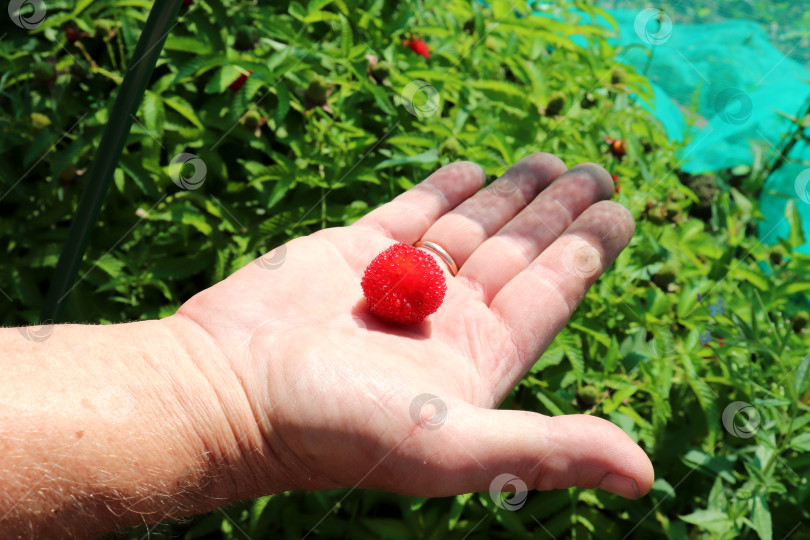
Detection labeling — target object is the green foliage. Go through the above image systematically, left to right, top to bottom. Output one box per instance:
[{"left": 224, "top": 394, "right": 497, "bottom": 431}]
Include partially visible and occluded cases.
[{"left": 1, "top": 0, "right": 809, "bottom": 539}]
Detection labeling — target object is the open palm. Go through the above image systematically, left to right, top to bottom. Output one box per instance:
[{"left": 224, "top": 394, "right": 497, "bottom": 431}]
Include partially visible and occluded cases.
[{"left": 174, "top": 154, "right": 654, "bottom": 504}]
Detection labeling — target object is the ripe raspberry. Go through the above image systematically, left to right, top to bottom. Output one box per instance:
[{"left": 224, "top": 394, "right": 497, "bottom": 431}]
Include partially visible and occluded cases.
[
  {"left": 403, "top": 39, "right": 430, "bottom": 59},
  {"left": 361, "top": 243, "right": 447, "bottom": 324}
]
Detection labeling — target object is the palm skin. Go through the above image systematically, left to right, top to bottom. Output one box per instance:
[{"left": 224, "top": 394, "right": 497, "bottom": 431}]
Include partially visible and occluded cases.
[{"left": 172, "top": 154, "right": 654, "bottom": 506}]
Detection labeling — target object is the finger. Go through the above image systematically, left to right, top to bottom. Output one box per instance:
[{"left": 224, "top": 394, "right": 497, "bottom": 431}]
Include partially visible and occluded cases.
[
  {"left": 416, "top": 153, "right": 567, "bottom": 272},
  {"left": 353, "top": 161, "right": 486, "bottom": 244},
  {"left": 459, "top": 163, "right": 614, "bottom": 303},
  {"left": 490, "top": 201, "right": 635, "bottom": 388},
  {"left": 397, "top": 406, "right": 654, "bottom": 500}
]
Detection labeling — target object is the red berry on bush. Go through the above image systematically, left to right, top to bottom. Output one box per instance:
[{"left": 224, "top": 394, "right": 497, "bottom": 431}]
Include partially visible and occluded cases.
[
  {"left": 65, "top": 25, "right": 79, "bottom": 43},
  {"left": 403, "top": 39, "right": 430, "bottom": 59},
  {"left": 229, "top": 71, "right": 252, "bottom": 92},
  {"left": 606, "top": 137, "right": 627, "bottom": 157},
  {"left": 611, "top": 174, "right": 620, "bottom": 194},
  {"left": 361, "top": 243, "right": 447, "bottom": 324}
]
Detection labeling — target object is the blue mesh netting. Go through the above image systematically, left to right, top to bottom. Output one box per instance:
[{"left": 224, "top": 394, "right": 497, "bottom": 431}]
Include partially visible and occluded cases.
[
  {"left": 530, "top": 3, "right": 810, "bottom": 253},
  {"left": 601, "top": 8, "right": 810, "bottom": 253}
]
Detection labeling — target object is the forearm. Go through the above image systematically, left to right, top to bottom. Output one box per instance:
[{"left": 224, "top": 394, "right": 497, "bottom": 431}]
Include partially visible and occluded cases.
[{"left": 0, "top": 317, "right": 259, "bottom": 539}]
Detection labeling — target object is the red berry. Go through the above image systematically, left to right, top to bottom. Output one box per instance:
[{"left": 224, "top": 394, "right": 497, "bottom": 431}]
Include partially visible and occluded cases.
[
  {"left": 65, "top": 25, "right": 79, "bottom": 43},
  {"left": 404, "top": 39, "right": 430, "bottom": 59},
  {"left": 229, "top": 71, "right": 252, "bottom": 92},
  {"left": 610, "top": 139, "right": 627, "bottom": 156},
  {"left": 611, "top": 174, "right": 620, "bottom": 194},
  {"left": 361, "top": 243, "right": 447, "bottom": 324}
]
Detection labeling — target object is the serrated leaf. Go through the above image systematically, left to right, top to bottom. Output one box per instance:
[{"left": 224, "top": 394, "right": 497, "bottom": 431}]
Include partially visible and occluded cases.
[
  {"left": 205, "top": 66, "right": 244, "bottom": 94},
  {"left": 274, "top": 83, "right": 291, "bottom": 125},
  {"left": 163, "top": 96, "right": 203, "bottom": 129},
  {"left": 557, "top": 329, "right": 584, "bottom": 383},
  {"left": 682, "top": 355, "right": 719, "bottom": 446}
]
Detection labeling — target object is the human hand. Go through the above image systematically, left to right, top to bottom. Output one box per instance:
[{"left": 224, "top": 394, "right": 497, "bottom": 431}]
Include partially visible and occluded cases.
[{"left": 167, "top": 153, "right": 654, "bottom": 507}]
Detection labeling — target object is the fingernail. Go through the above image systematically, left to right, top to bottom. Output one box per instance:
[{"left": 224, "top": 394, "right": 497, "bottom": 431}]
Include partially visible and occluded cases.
[{"left": 598, "top": 473, "right": 639, "bottom": 499}]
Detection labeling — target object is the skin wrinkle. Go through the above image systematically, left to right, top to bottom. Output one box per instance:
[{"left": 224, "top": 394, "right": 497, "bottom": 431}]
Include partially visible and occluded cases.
[{"left": 174, "top": 312, "right": 261, "bottom": 486}]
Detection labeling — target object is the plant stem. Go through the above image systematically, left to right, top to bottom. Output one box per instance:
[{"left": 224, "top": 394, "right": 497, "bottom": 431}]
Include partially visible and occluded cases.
[
  {"left": 40, "top": 1, "right": 183, "bottom": 322},
  {"left": 763, "top": 91, "right": 810, "bottom": 179}
]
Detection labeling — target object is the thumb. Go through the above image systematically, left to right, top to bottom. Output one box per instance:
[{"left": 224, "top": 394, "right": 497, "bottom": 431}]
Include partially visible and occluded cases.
[{"left": 407, "top": 405, "right": 654, "bottom": 500}]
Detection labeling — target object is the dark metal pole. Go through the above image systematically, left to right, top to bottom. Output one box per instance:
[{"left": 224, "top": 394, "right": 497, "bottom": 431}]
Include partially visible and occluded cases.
[{"left": 41, "top": 0, "right": 183, "bottom": 322}]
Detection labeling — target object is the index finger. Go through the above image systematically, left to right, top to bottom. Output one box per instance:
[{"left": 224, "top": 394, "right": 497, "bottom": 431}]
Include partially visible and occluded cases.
[{"left": 352, "top": 161, "right": 486, "bottom": 244}]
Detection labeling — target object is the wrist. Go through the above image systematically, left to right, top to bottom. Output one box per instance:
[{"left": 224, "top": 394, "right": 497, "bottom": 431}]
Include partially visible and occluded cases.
[{"left": 159, "top": 313, "right": 295, "bottom": 502}]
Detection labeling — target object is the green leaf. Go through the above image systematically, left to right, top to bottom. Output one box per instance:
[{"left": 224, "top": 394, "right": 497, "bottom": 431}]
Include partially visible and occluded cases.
[
  {"left": 339, "top": 14, "right": 353, "bottom": 55},
  {"left": 205, "top": 66, "right": 244, "bottom": 94},
  {"left": 274, "top": 83, "right": 291, "bottom": 125},
  {"left": 163, "top": 96, "right": 204, "bottom": 129},
  {"left": 375, "top": 149, "right": 440, "bottom": 169},
  {"left": 786, "top": 200, "right": 806, "bottom": 248},
  {"left": 731, "top": 266, "right": 770, "bottom": 291},
  {"left": 569, "top": 321, "right": 611, "bottom": 347},
  {"left": 557, "top": 329, "right": 584, "bottom": 383},
  {"left": 531, "top": 345, "right": 565, "bottom": 373},
  {"left": 794, "top": 353, "right": 810, "bottom": 395},
  {"left": 681, "top": 355, "right": 720, "bottom": 447},
  {"left": 790, "top": 431, "right": 810, "bottom": 451},
  {"left": 682, "top": 449, "right": 737, "bottom": 483},
  {"left": 447, "top": 493, "right": 472, "bottom": 530},
  {"left": 750, "top": 495, "right": 772, "bottom": 540},
  {"left": 679, "top": 509, "right": 734, "bottom": 533},
  {"left": 361, "top": 518, "right": 411, "bottom": 540}
]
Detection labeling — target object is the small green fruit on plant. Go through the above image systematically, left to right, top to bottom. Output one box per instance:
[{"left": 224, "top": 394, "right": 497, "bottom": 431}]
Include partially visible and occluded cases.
[
  {"left": 234, "top": 25, "right": 256, "bottom": 51},
  {"left": 611, "top": 66, "right": 627, "bottom": 85},
  {"left": 305, "top": 75, "right": 329, "bottom": 106},
  {"left": 544, "top": 91, "right": 567, "bottom": 116},
  {"left": 242, "top": 110, "right": 263, "bottom": 133},
  {"left": 652, "top": 260, "right": 680, "bottom": 290},
  {"left": 792, "top": 311, "right": 809, "bottom": 332},
  {"left": 577, "top": 385, "right": 600, "bottom": 406}
]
